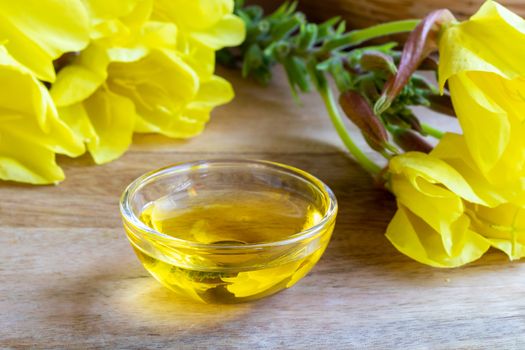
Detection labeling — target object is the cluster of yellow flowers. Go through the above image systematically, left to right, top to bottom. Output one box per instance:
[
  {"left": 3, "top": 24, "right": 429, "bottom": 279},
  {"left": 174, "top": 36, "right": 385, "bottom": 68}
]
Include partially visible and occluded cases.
[
  {"left": 0, "top": 0, "right": 244, "bottom": 184},
  {"left": 385, "top": 1, "right": 525, "bottom": 267}
]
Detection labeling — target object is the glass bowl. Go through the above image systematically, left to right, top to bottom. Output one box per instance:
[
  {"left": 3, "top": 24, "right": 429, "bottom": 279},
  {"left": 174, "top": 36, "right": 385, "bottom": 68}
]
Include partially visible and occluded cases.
[{"left": 120, "top": 160, "right": 337, "bottom": 303}]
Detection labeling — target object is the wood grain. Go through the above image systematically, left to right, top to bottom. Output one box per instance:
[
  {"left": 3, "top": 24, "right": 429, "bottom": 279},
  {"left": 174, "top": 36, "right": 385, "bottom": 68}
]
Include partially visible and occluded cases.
[
  {"left": 254, "top": 0, "right": 525, "bottom": 29},
  {"left": 1, "top": 68, "right": 525, "bottom": 349}
]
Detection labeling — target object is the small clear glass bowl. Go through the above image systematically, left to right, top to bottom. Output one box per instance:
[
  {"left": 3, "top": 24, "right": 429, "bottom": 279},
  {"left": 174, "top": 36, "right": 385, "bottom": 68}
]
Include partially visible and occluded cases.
[{"left": 120, "top": 160, "right": 338, "bottom": 303}]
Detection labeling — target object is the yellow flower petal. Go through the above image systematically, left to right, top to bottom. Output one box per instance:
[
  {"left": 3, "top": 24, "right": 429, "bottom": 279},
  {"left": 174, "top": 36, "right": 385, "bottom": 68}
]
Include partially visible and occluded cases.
[
  {"left": 0, "top": 0, "right": 90, "bottom": 82},
  {"left": 83, "top": 0, "right": 141, "bottom": 20},
  {"left": 84, "top": 0, "right": 153, "bottom": 43},
  {"left": 119, "top": 0, "right": 153, "bottom": 32},
  {"left": 152, "top": 0, "right": 245, "bottom": 50},
  {"left": 153, "top": 0, "right": 234, "bottom": 30},
  {"left": 438, "top": 0, "right": 525, "bottom": 89},
  {"left": 190, "top": 14, "right": 246, "bottom": 50},
  {"left": 106, "top": 21, "right": 177, "bottom": 62},
  {"left": 138, "top": 21, "right": 177, "bottom": 50},
  {"left": 177, "top": 38, "right": 215, "bottom": 79},
  {"left": 51, "top": 44, "right": 110, "bottom": 107},
  {"left": 0, "top": 48, "right": 83, "bottom": 184},
  {"left": 108, "top": 49, "right": 200, "bottom": 136},
  {"left": 0, "top": 52, "right": 83, "bottom": 157},
  {"left": 438, "top": 69, "right": 525, "bottom": 183},
  {"left": 448, "top": 73, "right": 510, "bottom": 174},
  {"left": 135, "top": 75, "right": 233, "bottom": 138},
  {"left": 138, "top": 75, "right": 233, "bottom": 138},
  {"left": 193, "top": 75, "right": 234, "bottom": 107},
  {"left": 83, "top": 89, "right": 136, "bottom": 164},
  {"left": 4, "top": 103, "right": 85, "bottom": 159},
  {"left": 57, "top": 103, "right": 99, "bottom": 149},
  {"left": 134, "top": 105, "right": 211, "bottom": 138},
  {"left": 432, "top": 133, "right": 525, "bottom": 206},
  {"left": 0, "top": 136, "right": 64, "bottom": 185},
  {"left": 388, "top": 152, "right": 488, "bottom": 258},
  {"left": 389, "top": 152, "right": 485, "bottom": 205},
  {"left": 391, "top": 174, "right": 464, "bottom": 256},
  {"left": 468, "top": 203, "right": 525, "bottom": 260},
  {"left": 386, "top": 204, "right": 491, "bottom": 268}
]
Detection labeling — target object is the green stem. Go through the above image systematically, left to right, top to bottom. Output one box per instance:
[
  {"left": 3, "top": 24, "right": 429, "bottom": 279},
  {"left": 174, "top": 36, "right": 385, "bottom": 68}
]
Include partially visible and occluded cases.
[
  {"left": 322, "top": 19, "right": 420, "bottom": 52},
  {"left": 348, "top": 19, "right": 420, "bottom": 44},
  {"left": 319, "top": 83, "right": 381, "bottom": 175},
  {"left": 421, "top": 123, "right": 445, "bottom": 139}
]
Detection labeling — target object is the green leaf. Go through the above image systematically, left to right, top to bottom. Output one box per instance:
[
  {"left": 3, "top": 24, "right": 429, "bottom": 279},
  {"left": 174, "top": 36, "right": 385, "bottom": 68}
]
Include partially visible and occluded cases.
[
  {"left": 270, "top": 13, "right": 304, "bottom": 41},
  {"left": 317, "top": 17, "right": 341, "bottom": 40},
  {"left": 323, "top": 19, "right": 419, "bottom": 52},
  {"left": 336, "top": 21, "right": 346, "bottom": 35},
  {"left": 298, "top": 23, "right": 318, "bottom": 51},
  {"left": 242, "top": 44, "right": 263, "bottom": 77},
  {"left": 284, "top": 56, "right": 311, "bottom": 95},
  {"left": 306, "top": 57, "right": 325, "bottom": 90},
  {"left": 329, "top": 58, "right": 352, "bottom": 92}
]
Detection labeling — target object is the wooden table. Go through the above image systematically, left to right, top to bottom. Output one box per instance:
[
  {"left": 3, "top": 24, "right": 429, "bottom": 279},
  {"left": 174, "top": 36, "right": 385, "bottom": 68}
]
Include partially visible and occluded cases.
[{"left": 2, "top": 68, "right": 524, "bottom": 349}]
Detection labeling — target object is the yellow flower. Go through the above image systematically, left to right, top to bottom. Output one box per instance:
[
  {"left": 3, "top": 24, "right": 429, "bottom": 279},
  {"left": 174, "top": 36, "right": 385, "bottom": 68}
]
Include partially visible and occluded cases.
[
  {"left": 0, "top": 0, "right": 90, "bottom": 82},
  {"left": 51, "top": 0, "right": 244, "bottom": 164},
  {"left": 82, "top": 0, "right": 153, "bottom": 42},
  {"left": 152, "top": 0, "right": 245, "bottom": 50},
  {"left": 438, "top": 0, "right": 525, "bottom": 184},
  {"left": 387, "top": 1, "right": 525, "bottom": 264},
  {"left": 0, "top": 47, "right": 83, "bottom": 184},
  {"left": 432, "top": 133, "right": 525, "bottom": 260},
  {"left": 432, "top": 133, "right": 525, "bottom": 207},
  {"left": 387, "top": 135, "right": 525, "bottom": 266},
  {"left": 385, "top": 152, "right": 492, "bottom": 267}
]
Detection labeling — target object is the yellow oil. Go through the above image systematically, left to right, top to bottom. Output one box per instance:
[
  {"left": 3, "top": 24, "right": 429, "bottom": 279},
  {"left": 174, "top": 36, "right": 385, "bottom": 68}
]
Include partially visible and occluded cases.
[{"left": 129, "top": 189, "right": 331, "bottom": 303}]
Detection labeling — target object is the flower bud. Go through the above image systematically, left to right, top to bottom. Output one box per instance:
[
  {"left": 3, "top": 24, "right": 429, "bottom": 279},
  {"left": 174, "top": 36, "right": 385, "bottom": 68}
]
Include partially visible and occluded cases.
[
  {"left": 375, "top": 9, "right": 456, "bottom": 115},
  {"left": 360, "top": 51, "right": 396, "bottom": 74},
  {"left": 339, "top": 90, "right": 389, "bottom": 151},
  {"left": 428, "top": 94, "right": 456, "bottom": 117},
  {"left": 399, "top": 112, "right": 423, "bottom": 133},
  {"left": 392, "top": 129, "right": 433, "bottom": 153}
]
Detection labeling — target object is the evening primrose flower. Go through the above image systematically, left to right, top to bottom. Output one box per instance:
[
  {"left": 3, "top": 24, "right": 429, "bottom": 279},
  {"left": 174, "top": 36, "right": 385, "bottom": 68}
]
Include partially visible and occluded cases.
[
  {"left": 0, "top": 0, "right": 89, "bottom": 82},
  {"left": 51, "top": 0, "right": 244, "bottom": 163},
  {"left": 438, "top": 0, "right": 525, "bottom": 185},
  {"left": 372, "top": 1, "right": 525, "bottom": 266},
  {"left": 0, "top": 47, "right": 84, "bottom": 184},
  {"left": 432, "top": 133, "right": 525, "bottom": 260},
  {"left": 387, "top": 134, "right": 525, "bottom": 266},
  {"left": 385, "top": 152, "right": 492, "bottom": 267}
]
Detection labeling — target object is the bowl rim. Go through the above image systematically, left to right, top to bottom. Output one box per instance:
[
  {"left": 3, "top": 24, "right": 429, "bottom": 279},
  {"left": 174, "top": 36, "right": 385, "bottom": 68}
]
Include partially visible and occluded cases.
[{"left": 119, "top": 159, "right": 338, "bottom": 250}]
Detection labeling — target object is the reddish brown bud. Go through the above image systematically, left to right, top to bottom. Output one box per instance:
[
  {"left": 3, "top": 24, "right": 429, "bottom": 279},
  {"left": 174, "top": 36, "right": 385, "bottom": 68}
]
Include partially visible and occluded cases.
[
  {"left": 375, "top": 9, "right": 455, "bottom": 114},
  {"left": 360, "top": 51, "right": 396, "bottom": 74},
  {"left": 339, "top": 90, "right": 389, "bottom": 151},
  {"left": 428, "top": 94, "right": 456, "bottom": 117},
  {"left": 400, "top": 112, "right": 423, "bottom": 133},
  {"left": 393, "top": 129, "right": 433, "bottom": 153}
]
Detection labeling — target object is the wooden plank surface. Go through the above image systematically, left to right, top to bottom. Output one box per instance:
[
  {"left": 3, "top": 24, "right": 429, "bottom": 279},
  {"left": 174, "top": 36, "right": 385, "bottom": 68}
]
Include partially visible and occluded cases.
[
  {"left": 254, "top": 0, "right": 525, "bottom": 29},
  {"left": 1, "top": 68, "right": 525, "bottom": 349}
]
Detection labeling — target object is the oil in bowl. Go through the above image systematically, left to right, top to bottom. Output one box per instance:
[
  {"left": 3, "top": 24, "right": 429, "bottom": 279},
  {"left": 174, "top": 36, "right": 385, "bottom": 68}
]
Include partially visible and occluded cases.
[{"left": 120, "top": 160, "right": 337, "bottom": 303}]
